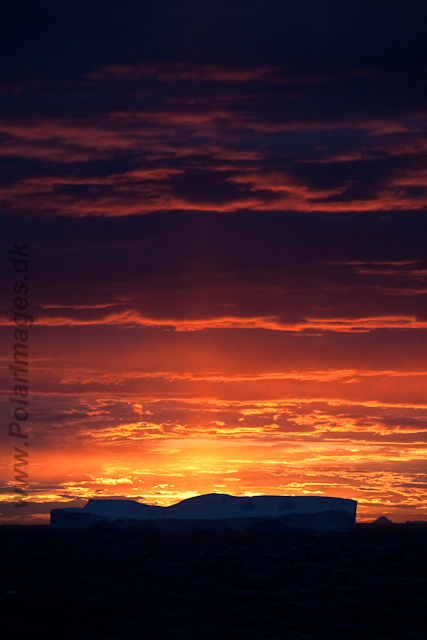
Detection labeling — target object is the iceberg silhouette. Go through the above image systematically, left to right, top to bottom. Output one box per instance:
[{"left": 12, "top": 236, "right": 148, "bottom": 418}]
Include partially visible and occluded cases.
[{"left": 51, "top": 493, "right": 357, "bottom": 532}]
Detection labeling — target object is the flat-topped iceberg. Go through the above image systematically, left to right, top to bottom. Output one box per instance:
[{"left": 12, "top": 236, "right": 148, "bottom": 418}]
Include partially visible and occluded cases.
[{"left": 51, "top": 493, "right": 357, "bottom": 532}]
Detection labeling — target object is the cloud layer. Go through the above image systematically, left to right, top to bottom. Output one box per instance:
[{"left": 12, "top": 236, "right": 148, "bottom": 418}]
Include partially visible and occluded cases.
[{"left": 0, "top": 1, "right": 426, "bottom": 523}]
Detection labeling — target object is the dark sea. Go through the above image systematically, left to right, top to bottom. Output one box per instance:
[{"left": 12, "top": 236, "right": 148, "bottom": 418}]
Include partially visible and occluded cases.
[{"left": 1, "top": 524, "right": 426, "bottom": 639}]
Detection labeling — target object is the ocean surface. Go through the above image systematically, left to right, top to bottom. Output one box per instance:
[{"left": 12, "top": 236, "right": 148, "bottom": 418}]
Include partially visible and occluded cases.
[{"left": 0, "top": 523, "right": 426, "bottom": 639}]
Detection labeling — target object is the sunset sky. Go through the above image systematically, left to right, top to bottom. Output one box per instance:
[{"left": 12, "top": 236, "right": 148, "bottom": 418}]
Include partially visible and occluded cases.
[{"left": 1, "top": 1, "right": 427, "bottom": 523}]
